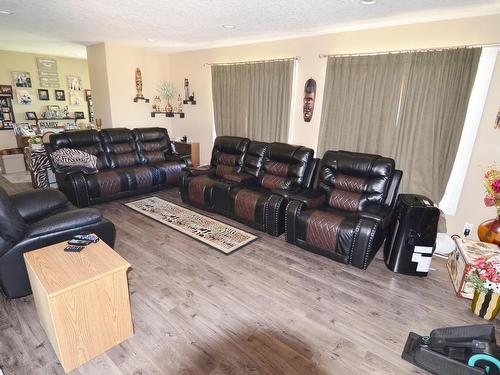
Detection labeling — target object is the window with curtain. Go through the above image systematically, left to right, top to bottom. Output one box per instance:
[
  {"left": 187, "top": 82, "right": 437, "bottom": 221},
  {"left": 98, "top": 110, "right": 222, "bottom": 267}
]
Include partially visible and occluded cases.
[
  {"left": 317, "top": 48, "right": 481, "bottom": 202},
  {"left": 211, "top": 59, "right": 295, "bottom": 143}
]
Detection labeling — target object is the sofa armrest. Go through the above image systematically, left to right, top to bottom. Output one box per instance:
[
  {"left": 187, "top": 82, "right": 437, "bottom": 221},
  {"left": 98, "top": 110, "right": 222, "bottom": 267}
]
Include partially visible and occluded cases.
[
  {"left": 53, "top": 165, "right": 98, "bottom": 176},
  {"left": 185, "top": 165, "right": 215, "bottom": 176},
  {"left": 222, "top": 172, "right": 257, "bottom": 184},
  {"left": 10, "top": 188, "right": 73, "bottom": 222},
  {"left": 286, "top": 189, "right": 326, "bottom": 209},
  {"left": 359, "top": 204, "right": 393, "bottom": 228},
  {"left": 27, "top": 208, "right": 103, "bottom": 238}
]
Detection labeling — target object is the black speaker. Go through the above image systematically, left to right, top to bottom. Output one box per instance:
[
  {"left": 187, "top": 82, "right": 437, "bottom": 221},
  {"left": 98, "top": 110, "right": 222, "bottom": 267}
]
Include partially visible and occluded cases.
[{"left": 384, "top": 194, "right": 440, "bottom": 276}]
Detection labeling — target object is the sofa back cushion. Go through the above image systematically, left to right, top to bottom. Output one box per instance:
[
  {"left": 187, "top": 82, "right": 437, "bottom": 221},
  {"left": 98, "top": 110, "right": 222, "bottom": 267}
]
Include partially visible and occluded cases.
[
  {"left": 133, "top": 127, "right": 172, "bottom": 163},
  {"left": 100, "top": 128, "right": 141, "bottom": 168},
  {"left": 49, "top": 130, "right": 110, "bottom": 169},
  {"left": 210, "top": 136, "right": 250, "bottom": 177},
  {"left": 240, "top": 141, "right": 268, "bottom": 177},
  {"left": 258, "top": 143, "right": 314, "bottom": 191},
  {"left": 319, "top": 150, "right": 395, "bottom": 212},
  {"left": 0, "top": 187, "right": 26, "bottom": 255}
]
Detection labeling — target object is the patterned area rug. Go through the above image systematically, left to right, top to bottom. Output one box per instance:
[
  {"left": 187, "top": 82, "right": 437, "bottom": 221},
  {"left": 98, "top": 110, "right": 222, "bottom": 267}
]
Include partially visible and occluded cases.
[{"left": 125, "top": 196, "right": 258, "bottom": 254}]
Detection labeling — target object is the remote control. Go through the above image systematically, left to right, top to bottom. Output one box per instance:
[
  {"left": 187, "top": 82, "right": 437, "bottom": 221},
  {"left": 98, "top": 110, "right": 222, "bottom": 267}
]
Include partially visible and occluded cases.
[
  {"left": 73, "top": 234, "right": 100, "bottom": 243},
  {"left": 68, "top": 239, "right": 91, "bottom": 246},
  {"left": 64, "top": 245, "right": 84, "bottom": 252}
]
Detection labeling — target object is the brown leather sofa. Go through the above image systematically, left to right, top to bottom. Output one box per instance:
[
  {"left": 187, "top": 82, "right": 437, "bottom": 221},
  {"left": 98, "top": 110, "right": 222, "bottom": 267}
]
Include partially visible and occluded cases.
[{"left": 48, "top": 127, "right": 189, "bottom": 207}]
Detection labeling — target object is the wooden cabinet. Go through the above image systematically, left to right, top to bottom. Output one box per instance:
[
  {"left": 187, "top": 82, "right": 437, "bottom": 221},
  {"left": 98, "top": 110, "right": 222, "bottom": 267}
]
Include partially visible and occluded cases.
[
  {"left": 174, "top": 141, "right": 200, "bottom": 167},
  {"left": 24, "top": 239, "right": 133, "bottom": 373}
]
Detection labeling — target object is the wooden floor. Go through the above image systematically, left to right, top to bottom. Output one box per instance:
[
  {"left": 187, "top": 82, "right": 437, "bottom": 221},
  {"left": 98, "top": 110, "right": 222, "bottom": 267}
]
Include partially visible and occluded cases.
[{"left": 1, "top": 176, "right": 498, "bottom": 375}]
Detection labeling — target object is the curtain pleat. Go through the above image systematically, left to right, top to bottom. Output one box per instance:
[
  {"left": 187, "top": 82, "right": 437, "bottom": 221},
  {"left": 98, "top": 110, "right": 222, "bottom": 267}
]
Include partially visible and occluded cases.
[{"left": 211, "top": 60, "right": 294, "bottom": 143}]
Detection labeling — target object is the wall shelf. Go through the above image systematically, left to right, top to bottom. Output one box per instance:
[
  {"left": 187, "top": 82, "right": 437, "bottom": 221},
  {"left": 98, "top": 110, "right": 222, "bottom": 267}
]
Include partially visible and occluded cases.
[
  {"left": 133, "top": 96, "right": 150, "bottom": 103},
  {"left": 183, "top": 100, "right": 196, "bottom": 105},
  {"left": 151, "top": 111, "right": 185, "bottom": 118}
]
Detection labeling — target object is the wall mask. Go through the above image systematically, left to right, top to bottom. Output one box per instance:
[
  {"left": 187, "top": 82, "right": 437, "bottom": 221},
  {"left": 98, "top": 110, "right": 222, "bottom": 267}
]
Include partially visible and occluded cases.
[{"left": 303, "top": 78, "right": 316, "bottom": 123}]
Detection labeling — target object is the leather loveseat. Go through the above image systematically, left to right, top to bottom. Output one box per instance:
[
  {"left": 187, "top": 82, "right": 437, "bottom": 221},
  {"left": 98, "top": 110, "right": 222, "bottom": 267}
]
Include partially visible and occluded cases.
[
  {"left": 48, "top": 127, "right": 189, "bottom": 207},
  {"left": 181, "top": 139, "right": 317, "bottom": 236},
  {"left": 286, "top": 150, "right": 402, "bottom": 269},
  {"left": 0, "top": 187, "right": 116, "bottom": 299}
]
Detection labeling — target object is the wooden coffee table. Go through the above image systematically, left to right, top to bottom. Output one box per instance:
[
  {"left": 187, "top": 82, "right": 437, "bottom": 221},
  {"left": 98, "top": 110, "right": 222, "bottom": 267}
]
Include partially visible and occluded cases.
[{"left": 24, "top": 237, "right": 133, "bottom": 373}]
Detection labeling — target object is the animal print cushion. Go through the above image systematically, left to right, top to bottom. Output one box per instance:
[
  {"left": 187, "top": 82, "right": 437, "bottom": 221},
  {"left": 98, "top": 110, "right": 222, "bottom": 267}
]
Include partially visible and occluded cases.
[{"left": 50, "top": 148, "right": 98, "bottom": 172}]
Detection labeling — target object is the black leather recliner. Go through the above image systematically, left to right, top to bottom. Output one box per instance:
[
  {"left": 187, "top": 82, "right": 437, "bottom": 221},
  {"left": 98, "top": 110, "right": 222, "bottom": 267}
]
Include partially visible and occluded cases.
[
  {"left": 286, "top": 150, "right": 402, "bottom": 269},
  {"left": 0, "top": 187, "right": 116, "bottom": 299}
]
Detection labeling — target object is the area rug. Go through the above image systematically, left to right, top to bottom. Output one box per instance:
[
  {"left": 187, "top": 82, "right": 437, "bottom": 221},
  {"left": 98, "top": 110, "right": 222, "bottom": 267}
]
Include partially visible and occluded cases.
[
  {"left": 3, "top": 171, "right": 31, "bottom": 184},
  {"left": 125, "top": 196, "right": 258, "bottom": 254}
]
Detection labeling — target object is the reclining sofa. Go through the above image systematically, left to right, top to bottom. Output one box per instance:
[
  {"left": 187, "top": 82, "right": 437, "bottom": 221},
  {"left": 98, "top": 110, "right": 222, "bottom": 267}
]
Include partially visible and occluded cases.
[
  {"left": 48, "top": 127, "right": 189, "bottom": 207},
  {"left": 180, "top": 136, "right": 317, "bottom": 236},
  {"left": 286, "top": 150, "right": 402, "bottom": 269}
]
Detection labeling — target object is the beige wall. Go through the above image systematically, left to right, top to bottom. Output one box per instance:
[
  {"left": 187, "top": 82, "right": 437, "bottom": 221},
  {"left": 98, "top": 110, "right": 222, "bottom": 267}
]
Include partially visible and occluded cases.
[
  {"left": 86, "top": 43, "right": 173, "bottom": 131},
  {"left": 0, "top": 50, "right": 90, "bottom": 149}
]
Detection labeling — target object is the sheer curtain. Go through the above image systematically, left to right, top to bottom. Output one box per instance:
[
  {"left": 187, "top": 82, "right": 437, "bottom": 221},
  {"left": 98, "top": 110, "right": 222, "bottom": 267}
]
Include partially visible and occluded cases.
[
  {"left": 318, "top": 48, "right": 481, "bottom": 202},
  {"left": 211, "top": 59, "right": 294, "bottom": 142}
]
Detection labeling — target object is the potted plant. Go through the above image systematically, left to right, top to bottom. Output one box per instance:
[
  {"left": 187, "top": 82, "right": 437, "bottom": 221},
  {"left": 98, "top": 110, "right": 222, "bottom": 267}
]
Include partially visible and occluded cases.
[
  {"left": 156, "top": 81, "right": 175, "bottom": 113},
  {"left": 28, "top": 136, "right": 43, "bottom": 150},
  {"left": 479, "top": 164, "right": 500, "bottom": 245},
  {"left": 467, "top": 257, "right": 500, "bottom": 320}
]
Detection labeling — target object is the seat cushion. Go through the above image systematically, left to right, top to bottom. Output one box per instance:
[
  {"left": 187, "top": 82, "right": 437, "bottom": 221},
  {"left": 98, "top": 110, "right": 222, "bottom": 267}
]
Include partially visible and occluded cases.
[
  {"left": 150, "top": 161, "right": 184, "bottom": 185},
  {"left": 124, "top": 165, "right": 161, "bottom": 190},
  {"left": 85, "top": 169, "right": 130, "bottom": 198},
  {"left": 28, "top": 208, "right": 102, "bottom": 238},
  {"left": 297, "top": 209, "right": 357, "bottom": 259}
]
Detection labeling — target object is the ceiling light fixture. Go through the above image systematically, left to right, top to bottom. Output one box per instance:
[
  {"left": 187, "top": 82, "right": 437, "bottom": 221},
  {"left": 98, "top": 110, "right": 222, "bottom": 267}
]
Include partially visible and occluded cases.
[
  {"left": 360, "top": 0, "right": 376, "bottom": 4},
  {"left": 0, "top": 10, "right": 13, "bottom": 15},
  {"left": 222, "top": 25, "right": 235, "bottom": 29}
]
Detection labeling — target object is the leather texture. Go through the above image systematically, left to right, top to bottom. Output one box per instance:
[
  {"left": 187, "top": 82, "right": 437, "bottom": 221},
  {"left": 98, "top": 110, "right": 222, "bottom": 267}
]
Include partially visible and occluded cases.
[
  {"left": 48, "top": 127, "right": 187, "bottom": 207},
  {"left": 285, "top": 150, "right": 402, "bottom": 269},
  {"left": 0, "top": 187, "right": 116, "bottom": 299}
]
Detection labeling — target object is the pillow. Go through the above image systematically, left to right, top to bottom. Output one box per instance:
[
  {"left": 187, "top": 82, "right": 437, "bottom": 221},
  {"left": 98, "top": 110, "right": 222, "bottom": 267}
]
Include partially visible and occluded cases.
[{"left": 50, "top": 148, "right": 98, "bottom": 172}]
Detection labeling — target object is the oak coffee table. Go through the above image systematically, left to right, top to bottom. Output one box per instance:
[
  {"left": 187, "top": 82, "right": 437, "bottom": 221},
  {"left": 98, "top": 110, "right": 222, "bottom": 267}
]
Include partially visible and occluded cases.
[{"left": 24, "top": 237, "right": 133, "bottom": 373}]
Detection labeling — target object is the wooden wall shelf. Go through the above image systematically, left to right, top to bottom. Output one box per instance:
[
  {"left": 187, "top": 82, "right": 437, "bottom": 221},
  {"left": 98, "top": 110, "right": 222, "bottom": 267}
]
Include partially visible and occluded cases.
[
  {"left": 133, "top": 96, "right": 150, "bottom": 103},
  {"left": 183, "top": 100, "right": 196, "bottom": 105},
  {"left": 151, "top": 111, "right": 185, "bottom": 118}
]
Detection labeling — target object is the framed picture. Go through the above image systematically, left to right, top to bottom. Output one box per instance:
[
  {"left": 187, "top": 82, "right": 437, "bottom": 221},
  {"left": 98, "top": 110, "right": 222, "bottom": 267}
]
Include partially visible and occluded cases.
[
  {"left": 11, "top": 71, "right": 32, "bottom": 87},
  {"left": 67, "top": 75, "right": 82, "bottom": 91},
  {"left": 0, "top": 85, "right": 13, "bottom": 97},
  {"left": 16, "top": 89, "right": 34, "bottom": 104},
  {"left": 38, "top": 89, "right": 49, "bottom": 101},
  {"left": 55, "top": 89, "right": 65, "bottom": 101},
  {"left": 84, "top": 89, "right": 92, "bottom": 100},
  {"left": 69, "top": 90, "right": 84, "bottom": 106},
  {"left": 47, "top": 105, "right": 60, "bottom": 112},
  {"left": 25, "top": 111, "right": 37, "bottom": 120},
  {"left": 74, "top": 111, "right": 85, "bottom": 119}
]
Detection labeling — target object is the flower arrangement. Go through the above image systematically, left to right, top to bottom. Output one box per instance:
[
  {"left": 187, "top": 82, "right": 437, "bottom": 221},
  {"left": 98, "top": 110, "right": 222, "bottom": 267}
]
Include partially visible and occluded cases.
[
  {"left": 156, "top": 81, "right": 175, "bottom": 101},
  {"left": 28, "top": 136, "right": 42, "bottom": 145},
  {"left": 483, "top": 164, "right": 500, "bottom": 217},
  {"left": 467, "top": 257, "right": 500, "bottom": 294}
]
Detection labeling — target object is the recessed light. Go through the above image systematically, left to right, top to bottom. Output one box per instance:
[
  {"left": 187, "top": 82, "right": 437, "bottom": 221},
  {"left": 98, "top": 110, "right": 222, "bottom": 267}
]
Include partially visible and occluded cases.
[
  {"left": 360, "top": 0, "right": 376, "bottom": 4},
  {"left": 0, "top": 10, "right": 13, "bottom": 15},
  {"left": 222, "top": 25, "right": 235, "bottom": 29},
  {"left": 147, "top": 38, "right": 156, "bottom": 42}
]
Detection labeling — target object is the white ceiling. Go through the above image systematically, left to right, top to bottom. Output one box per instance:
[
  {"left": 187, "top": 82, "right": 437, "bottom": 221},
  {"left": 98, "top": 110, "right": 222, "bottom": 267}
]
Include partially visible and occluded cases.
[{"left": 0, "top": 0, "right": 499, "bottom": 59}]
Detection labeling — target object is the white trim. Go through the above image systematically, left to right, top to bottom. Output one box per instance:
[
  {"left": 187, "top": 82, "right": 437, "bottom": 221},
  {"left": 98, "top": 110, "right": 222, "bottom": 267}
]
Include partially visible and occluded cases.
[
  {"left": 439, "top": 47, "right": 499, "bottom": 215},
  {"left": 288, "top": 59, "right": 299, "bottom": 144}
]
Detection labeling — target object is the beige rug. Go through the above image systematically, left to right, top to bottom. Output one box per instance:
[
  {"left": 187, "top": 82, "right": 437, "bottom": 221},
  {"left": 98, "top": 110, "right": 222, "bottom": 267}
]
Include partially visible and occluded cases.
[{"left": 126, "top": 196, "right": 257, "bottom": 254}]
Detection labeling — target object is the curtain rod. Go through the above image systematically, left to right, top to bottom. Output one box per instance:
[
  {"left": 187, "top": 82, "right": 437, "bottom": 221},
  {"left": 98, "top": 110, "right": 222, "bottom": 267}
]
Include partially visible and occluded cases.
[
  {"left": 318, "top": 42, "right": 500, "bottom": 58},
  {"left": 203, "top": 56, "right": 300, "bottom": 67}
]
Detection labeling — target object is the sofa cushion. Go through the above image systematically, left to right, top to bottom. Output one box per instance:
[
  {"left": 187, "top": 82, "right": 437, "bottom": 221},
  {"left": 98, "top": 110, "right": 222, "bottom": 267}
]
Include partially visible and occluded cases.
[
  {"left": 133, "top": 127, "right": 173, "bottom": 163},
  {"left": 100, "top": 128, "right": 142, "bottom": 168},
  {"left": 150, "top": 161, "right": 184, "bottom": 185},
  {"left": 124, "top": 165, "right": 161, "bottom": 190},
  {"left": 85, "top": 169, "right": 130, "bottom": 198},
  {"left": 0, "top": 187, "right": 26, "bottom": 256}
]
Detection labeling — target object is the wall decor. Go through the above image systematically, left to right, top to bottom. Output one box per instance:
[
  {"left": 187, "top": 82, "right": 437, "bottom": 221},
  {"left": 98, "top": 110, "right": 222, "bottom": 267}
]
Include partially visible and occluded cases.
[
  {"left": 37, "top": 58, "right": 60, "bottom": 88},
  {"left": 133, "top": 67, "right": 149, "bottom": 103},
  {"left": 11, "top": 71, "right": 32, "bottom": 87},
  {"left": 67, "top": 75, "right": 82, "bottom": 91},
  {"left": 303, "top": 78, "right": 316, "bottom": 122},
  {"left": 157, "top": 80, "right": 175, "bottom": 112},
  {"left": 0, "top": 85, "right": 13, "bottom": 97},
  {"left": 16, "top": 89, "right": 34, "bottom": 104},
  {"left": 38, "top": 89, "right": 49, "bottom": 101},
  {"left": 55, "top": 89, "right": 65, "bottom": 101},
  {"left": 84, "top": 89, "right": 91, "bottom": 100},
  {"left": 69, "top": 90, "right": 84, "bottom": 105},
  {"left": 0, "top": 93, "right": 16, "bottom": 129},
  {"left": 495, "top": 106, "right": 500, "bottom": 129},
  {"left": 26, "top": 111, "right": 37, "bottom": 120},
  {"left": 74, "top": 111, "right": 85, "bottom": 119}
]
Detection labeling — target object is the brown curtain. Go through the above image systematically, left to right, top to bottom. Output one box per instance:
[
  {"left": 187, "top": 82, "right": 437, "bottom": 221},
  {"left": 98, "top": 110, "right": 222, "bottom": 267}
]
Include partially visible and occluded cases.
[
  {"left": 318, "top": 48, "right": 481, "bottom": 202},
  {"left": 211, "top": 60, "right": 294, "bottom": 142}
]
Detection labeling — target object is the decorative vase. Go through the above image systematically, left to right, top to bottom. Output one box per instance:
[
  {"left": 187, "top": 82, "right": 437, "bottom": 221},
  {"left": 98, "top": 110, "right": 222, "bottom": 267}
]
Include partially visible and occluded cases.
[
  {"left": 165, "top": 101, "right": 173, "bottom": 113},
  {"left": 478, "top": 195, "right": 500, "bottom": 246},
  {"left": 471, "top": 289, "right": 500, "bottom": 320}
]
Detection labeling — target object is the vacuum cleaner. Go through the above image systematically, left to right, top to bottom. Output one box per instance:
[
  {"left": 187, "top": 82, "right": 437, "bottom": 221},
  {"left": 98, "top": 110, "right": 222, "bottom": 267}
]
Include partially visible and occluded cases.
[{"left": 402, "top": 324, "right": 500, "bottom": 374}]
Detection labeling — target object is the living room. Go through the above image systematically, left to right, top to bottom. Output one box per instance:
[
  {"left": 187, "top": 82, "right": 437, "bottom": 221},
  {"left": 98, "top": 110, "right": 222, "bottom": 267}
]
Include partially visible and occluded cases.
[{"left": 1, "top": 1, "right": 500, "bottom": 374}]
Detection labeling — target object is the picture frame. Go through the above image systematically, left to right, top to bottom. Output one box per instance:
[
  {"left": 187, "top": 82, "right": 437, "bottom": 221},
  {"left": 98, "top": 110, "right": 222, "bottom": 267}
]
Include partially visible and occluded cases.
[
  {"left": 11, "top": 71, "right": 32, "bottom": 87},
  {"left": 67, "top": 75, "right": 82, "bottom": 91},
  {"left": 0, "top": 85, "right": 13, "bottom": 97},
  {"left": 16, "top": 89, "right": 34, "bottom": 105},
  {"left": 38, "top": 89, "right": 49, "bottom": 101},
  {"left": 55, "top": 89, "right": 65, "bottom": 101},
  {"left": 84, "top": 89, "right": 92, "bottom": 100},
  {"left": 69, "top": 90, "right": 84, "bottom": 106},
  {"left": 47, "top": 105, "right": 60, "bottom": 112},
  {"left": 25, "top": 111, "right": 38, "bottom": 120},
  {"left": 74, "top": 111, "right": 85, "bottom": 119}
]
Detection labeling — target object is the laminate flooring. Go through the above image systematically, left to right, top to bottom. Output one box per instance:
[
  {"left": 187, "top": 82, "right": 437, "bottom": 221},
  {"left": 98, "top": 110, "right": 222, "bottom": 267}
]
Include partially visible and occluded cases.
[{"left": 0, "top": 178, "right": 497, "bottom": 374}]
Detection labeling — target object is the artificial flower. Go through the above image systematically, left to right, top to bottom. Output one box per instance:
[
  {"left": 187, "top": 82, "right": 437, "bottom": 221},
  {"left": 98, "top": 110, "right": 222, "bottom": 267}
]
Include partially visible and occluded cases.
[{"left": 484, "top": 193, "right": 496, "bottom": 207}]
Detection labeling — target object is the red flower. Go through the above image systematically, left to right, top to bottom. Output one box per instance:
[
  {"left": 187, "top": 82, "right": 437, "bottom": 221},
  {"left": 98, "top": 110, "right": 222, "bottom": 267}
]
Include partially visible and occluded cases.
[
  {"left": 493, "top": 179, "right": 500, "bottom": 193},
  {"left": 485, "top": 194, "right": 496, "bottom": 207}
]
